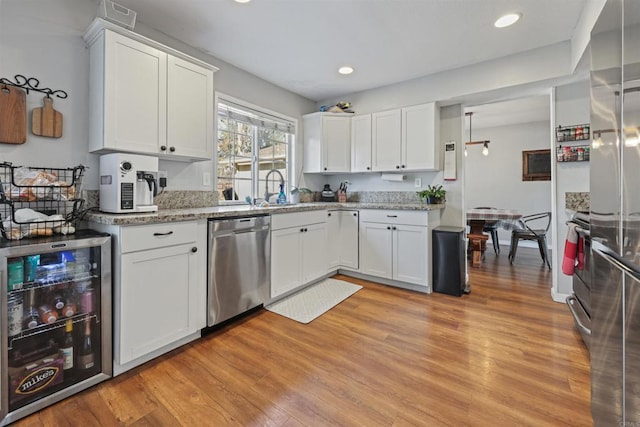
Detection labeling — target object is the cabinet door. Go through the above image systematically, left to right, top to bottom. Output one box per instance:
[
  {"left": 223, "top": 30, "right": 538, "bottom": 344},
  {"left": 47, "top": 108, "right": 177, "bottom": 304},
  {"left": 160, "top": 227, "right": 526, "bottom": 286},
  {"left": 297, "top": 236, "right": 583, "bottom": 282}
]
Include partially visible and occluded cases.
[
  {"left": 104, "top": 31, "right": 166, "bottom": 154},
  {"left": 167, "top": 56, "right": 214, "bottom": 160},
  {"left": 402, "top": 103, "right": 439, "bottom": 171},
  {"left": 372, "top": 109, "right": 402, "bottom": 171},
  {"left": 351, "top": 114, "right": 372, "bottom": 172},
  {"left": 322, "top": 116, "right": 351, "bottom": 172},
  {"left": 338, "top": 210, "right": 359, "bottom": 269},
  {"left": 327, "top": 211, "right": 341, "bottom": 270},
  {"left": 359, "top": 221, "right": 393, "bottom": 279},
  {"left": 301, "top": 222, "right": 328, "bottom": 284},
  {"left": 393, "top": 224, "right": 428, "bottom": 286},
  {"left": 271, "top": 227, "right": 302, "bottom": 298},
  {"left": 119, "top": 243, "right": 197, "bottom": 365}
]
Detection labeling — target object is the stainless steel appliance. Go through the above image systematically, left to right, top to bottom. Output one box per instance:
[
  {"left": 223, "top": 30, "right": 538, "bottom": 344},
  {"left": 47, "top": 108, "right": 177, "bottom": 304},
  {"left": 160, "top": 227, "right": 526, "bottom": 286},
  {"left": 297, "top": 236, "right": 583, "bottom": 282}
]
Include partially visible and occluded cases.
[
  {"left": 589, "top": 1, "right": 640, "bottom": 424},
  {"left": 99, "top": 153, "right": 159, "bottom": 213},
  {"left": 566, "top": 212, "right": 592, "bottom": 350},
  {"left": 207, "top": 215, "right": 270, "bottom": 326},
  {"left": 0, "top": 230, "right": 112, "bottom": 426}
]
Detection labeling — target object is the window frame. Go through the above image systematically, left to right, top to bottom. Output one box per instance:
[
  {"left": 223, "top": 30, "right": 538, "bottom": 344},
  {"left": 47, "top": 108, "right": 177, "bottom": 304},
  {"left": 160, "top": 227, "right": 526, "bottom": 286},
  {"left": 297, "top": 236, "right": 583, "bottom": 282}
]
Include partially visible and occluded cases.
[{"left": 215, "top": 92, "right": 297, "bottom": 204}]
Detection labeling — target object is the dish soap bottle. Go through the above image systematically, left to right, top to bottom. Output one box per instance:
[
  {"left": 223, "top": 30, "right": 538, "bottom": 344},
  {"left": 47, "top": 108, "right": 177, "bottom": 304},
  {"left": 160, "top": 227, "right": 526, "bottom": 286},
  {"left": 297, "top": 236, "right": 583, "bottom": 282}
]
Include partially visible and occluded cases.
[{"left": 277, "top": 183, "right": 287, "bottom": 205}]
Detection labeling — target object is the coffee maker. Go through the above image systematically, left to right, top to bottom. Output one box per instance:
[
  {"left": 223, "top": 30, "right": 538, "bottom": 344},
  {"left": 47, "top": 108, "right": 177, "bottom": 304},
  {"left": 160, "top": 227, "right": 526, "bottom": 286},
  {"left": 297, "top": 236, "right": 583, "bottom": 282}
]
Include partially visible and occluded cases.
[{"left": 99, "top": 153, "right": 159, "bottom": 213}]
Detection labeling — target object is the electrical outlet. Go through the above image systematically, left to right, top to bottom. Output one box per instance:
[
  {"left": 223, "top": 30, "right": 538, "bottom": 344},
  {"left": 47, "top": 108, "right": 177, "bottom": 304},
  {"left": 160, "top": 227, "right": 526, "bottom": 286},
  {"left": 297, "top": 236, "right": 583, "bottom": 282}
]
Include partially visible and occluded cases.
[
  {"left": 158, "top": 171, "right": 168, "bottom": 188},
  {"left": 202, "top": 172, "right": 211, "bottom": 186},
  {"left": 414, "top": 178, "right": 422, "bottom": 188}
]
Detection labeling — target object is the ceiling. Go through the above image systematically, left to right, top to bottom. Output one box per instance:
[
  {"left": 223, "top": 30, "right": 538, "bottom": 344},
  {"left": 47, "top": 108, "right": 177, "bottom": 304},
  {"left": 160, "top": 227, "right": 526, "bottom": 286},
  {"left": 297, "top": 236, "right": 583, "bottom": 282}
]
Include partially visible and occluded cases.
[
  {"left": 108, "top": 0, "right": 588, "bottom": 102},
  {"left": 465, "top": 96, "right": 551, "bottom": 130}
]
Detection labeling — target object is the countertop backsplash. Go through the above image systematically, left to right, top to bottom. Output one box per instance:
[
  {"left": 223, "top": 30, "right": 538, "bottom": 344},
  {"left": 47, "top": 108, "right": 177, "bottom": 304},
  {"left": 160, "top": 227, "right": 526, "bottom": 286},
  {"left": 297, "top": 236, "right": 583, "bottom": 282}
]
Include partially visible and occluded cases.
[
  {"left": 83, "top": 190, "right": 428, "bottom": 211},
  {"left": 565, "top": 192, "right": 590, "bottom": 213}
]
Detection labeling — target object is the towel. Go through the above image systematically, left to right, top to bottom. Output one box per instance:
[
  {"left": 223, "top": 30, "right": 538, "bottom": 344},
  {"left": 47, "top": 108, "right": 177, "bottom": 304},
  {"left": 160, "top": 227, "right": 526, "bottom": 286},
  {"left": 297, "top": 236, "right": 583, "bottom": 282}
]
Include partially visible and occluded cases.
[{"left": 562, "top": 223, "right": 584, "bottom": 275}]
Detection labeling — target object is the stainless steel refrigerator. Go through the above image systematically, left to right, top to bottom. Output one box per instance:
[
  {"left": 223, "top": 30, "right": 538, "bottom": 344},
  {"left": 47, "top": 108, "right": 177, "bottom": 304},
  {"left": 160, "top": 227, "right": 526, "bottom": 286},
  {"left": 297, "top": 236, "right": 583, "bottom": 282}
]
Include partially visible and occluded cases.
[{"left": 589, "top": 0, "right": 640, "bottom": 424}]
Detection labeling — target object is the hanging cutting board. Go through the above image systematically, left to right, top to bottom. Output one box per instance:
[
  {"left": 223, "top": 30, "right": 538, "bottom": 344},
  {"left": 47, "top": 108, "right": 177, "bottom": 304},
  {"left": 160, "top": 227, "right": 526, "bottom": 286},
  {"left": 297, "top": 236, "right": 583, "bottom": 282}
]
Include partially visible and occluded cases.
[
  {"left": 0, "top": 85, "right": 27, "bottom": 144},
  {"left": 32, "top": 96, "right": 63, "bottom": 138}
]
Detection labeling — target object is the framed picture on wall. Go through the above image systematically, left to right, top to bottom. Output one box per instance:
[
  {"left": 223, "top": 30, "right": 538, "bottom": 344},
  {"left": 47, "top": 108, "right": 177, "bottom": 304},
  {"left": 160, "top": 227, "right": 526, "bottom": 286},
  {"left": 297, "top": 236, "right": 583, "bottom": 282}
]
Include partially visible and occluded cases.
[{"left": 522, "top": 149, "right": 551, "bottom": 181}]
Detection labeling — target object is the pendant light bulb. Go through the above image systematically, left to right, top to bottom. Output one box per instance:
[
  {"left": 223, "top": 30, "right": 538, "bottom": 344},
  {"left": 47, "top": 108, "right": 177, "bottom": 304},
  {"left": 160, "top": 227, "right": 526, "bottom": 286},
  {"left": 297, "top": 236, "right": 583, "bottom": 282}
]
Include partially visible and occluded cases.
[
  {"left": 482, "top": 142, "right": 489, "bottom": 156},
  {"left": 464, "top": 147, "right": 468, "bottom": 157}
]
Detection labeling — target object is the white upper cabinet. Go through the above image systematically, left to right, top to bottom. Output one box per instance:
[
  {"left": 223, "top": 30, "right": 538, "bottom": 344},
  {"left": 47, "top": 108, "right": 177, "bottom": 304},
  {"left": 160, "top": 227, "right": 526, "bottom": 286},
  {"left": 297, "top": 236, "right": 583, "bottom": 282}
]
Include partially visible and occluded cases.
[
  {"left": 84, "top": 19, "right": 216, "bottom": 161},
  {"left": 166, "top": 56, "right": 214, "bottom": 160},
  {"left": 402, "top": 102, "right": 440, "bottom": 171},
  {"left": 371, "top": 103, "right": 440, "bottom": 172},
  {"left": 372, "top": 109, "right": 402, "bottom": 171},
  {"left": 303, "top": 112, "right": 351, "bottom": 173},
  {"left": 351, "top": 114, "right": 372, "bottom": 172}
]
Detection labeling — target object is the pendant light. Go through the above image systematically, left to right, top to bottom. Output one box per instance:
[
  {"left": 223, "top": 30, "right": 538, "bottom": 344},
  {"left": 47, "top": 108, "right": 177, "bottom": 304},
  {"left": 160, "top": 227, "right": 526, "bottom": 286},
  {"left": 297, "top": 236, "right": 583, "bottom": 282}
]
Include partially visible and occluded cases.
[{"left": 465, "top": 112, "right": 490, "bottom": 156}]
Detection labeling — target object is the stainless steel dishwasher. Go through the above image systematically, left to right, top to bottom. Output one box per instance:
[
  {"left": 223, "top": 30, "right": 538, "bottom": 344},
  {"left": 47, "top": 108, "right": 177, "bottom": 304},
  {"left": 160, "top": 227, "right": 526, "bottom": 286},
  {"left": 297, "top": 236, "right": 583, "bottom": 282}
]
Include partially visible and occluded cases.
[{"left": 207, "top": 215, "right": 270, "bottom": 326}]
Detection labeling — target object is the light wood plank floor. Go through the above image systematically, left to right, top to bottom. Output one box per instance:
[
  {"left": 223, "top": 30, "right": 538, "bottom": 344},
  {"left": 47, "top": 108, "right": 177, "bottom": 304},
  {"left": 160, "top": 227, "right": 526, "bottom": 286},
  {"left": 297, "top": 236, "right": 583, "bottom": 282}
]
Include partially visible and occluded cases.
[{"left": 15, "top": 246, "right": 591, "bottom": 426}]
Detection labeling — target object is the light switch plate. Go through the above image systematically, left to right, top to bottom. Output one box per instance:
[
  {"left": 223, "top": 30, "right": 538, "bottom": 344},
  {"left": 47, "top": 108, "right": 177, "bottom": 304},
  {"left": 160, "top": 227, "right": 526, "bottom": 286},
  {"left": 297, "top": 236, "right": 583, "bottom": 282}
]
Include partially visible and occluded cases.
[{"left": 414, "top": 178, "right": 422, "bottom": 188}]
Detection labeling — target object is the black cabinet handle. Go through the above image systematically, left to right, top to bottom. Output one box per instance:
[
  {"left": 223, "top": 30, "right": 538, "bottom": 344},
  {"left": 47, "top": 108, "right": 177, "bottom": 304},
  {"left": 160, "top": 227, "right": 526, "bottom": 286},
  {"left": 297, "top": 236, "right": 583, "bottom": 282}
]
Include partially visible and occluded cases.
[
  {"left": 160, "top": 145, "right": 167, "bottom": 151},
  {"left": 170, "top": 146, "right": 176, "bottom": 152},
  {"left": 396, "top": 165, "right": 400, "bottom": 169},
  {"left": 401, "top": 165, "right": 405, "bottom": 168},
  {"left": 366, "top": 166, "right": 371, "bottom": 170},
  {"left": 324, "top": 167, "right": 327, "bottom": 171},
  {"left": 328, "top": 212, "right": 332, "bottom": 216},
  {"left": 353, "top": 213, "right": 357, "bottom": 216},
  {"left": 386, "top": 215, "right": 398, "bottom": 218},
  {"left": 387, "top": 226, "right": 391, "bottom": 230},
  {"left": 392, "top": 226, "right": 397, "bottom": 230},
  {"left": 300, "top": 228, "right": 304, "bottom": 232},
  {"left": 304, "top": 228, "right": 308, "bottom": 232},
  {"left": 153, "top": 231, "right": 173, "bottom": 236},
  {"left": 191, "top": 247, "right": 198, "bottom": 253}
]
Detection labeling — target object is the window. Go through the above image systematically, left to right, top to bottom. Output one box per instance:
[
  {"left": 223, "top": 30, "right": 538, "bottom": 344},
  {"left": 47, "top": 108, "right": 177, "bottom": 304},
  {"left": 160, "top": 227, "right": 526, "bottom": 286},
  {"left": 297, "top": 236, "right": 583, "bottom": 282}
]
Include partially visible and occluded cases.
[{"left": 216, "top": 96, "right": 295, "bottom": 203}]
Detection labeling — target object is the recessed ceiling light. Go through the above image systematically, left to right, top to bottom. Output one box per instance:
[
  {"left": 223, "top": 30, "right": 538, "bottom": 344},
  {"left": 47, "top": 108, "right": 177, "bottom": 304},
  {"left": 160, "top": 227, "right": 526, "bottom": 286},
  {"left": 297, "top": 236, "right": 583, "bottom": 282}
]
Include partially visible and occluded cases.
[
  {"left": 234, "top": 0, "right": 251, "bottom": 3},
  {"left": 494, "top": 13, "right": 521, "bottom": 28},
  {"left": 338, "top": 66, "right": 354, "bottom": 75}
]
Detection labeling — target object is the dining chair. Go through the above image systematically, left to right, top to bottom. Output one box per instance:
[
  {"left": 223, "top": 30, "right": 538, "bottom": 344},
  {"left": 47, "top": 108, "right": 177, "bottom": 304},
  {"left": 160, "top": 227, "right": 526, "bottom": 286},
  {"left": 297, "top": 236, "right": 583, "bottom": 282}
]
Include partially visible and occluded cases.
[
  {"left": 475, "top": 207, "right": 500, "bottom": 255},
  {"left": 508, "top": 212, "right": 552, "bottom": 269}
]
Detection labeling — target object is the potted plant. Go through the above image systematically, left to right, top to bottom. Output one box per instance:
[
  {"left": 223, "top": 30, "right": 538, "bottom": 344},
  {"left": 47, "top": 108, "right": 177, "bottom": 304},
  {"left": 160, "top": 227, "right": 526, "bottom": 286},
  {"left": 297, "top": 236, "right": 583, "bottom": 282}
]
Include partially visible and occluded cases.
[
  {"left": 417, "top": 185, "right": 446, "bottom": 204},
  {"left": 291, "top": 187, "right": 313, "bottom": 203}
]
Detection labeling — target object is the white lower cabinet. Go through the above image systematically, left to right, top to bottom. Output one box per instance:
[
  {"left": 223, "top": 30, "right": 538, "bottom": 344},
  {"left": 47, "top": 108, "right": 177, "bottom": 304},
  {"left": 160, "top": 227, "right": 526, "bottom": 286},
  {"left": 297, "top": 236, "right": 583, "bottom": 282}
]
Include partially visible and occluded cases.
[
  {"left": 327, "top": 210, "right": 359, "bottom": 271},
  {"left": 359, "top": 210, "right": 439, "bottom": 290},
  {"left": 271, "top": 211, "right": 328, "bottom": 299},
  {"left": 91, "top": 220, "right": 206, "bottom": 375}
]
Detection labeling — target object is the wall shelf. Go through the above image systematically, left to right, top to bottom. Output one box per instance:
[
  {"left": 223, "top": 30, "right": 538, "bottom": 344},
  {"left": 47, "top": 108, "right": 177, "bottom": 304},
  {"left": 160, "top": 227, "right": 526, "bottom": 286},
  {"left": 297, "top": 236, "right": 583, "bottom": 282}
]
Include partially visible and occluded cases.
[
  {"left": 556, "top": 124, "right": 590, "bottom": 142},
  {"left": 556, "top": 144, "right": 590, "bottom": 162}
]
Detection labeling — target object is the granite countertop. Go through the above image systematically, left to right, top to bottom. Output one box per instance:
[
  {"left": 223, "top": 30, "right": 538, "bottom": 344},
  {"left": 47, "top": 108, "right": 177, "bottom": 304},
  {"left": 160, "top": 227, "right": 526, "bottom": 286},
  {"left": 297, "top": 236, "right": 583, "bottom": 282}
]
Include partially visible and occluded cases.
[{"left": 83, "top": 202, "right": 444, "bottom": 226}]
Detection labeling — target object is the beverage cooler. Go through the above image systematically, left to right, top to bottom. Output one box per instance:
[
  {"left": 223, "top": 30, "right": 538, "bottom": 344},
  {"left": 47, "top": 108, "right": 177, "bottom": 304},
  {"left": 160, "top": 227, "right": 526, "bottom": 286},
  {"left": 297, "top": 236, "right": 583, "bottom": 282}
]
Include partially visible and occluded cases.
[{"left": 0, "top": 230, "right": 111, "bottom": 425}]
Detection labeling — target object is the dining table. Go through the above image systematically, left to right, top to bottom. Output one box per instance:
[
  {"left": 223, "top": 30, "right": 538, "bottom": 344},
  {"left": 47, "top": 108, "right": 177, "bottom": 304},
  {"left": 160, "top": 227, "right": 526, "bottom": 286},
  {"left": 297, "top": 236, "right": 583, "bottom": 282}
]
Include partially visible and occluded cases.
[{"left": 466, "top": 208, "right": 523, "bottom": 267}]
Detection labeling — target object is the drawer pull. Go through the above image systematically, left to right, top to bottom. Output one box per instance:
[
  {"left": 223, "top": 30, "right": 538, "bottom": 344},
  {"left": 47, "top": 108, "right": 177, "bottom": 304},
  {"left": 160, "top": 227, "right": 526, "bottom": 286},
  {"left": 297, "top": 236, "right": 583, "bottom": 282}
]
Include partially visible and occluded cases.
[
  {"left": 386, "top": 215, "right": 398, "bottom": 218},
  {"left": 153, "top": 231, "right": 174, "bottom": 236},
  {"left": 191, "top": 247, "right": 198, "bottom": 253}
]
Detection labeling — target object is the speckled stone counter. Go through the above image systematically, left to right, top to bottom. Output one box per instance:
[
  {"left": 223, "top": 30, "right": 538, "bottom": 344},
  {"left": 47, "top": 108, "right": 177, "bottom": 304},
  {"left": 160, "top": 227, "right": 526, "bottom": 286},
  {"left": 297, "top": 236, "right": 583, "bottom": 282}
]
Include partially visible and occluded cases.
[
  {"left": 565, "top": 192, "right": 590, "bottom": 213},
  {"left": 84, "top": 202, "right": 444, "bottom": 226}
]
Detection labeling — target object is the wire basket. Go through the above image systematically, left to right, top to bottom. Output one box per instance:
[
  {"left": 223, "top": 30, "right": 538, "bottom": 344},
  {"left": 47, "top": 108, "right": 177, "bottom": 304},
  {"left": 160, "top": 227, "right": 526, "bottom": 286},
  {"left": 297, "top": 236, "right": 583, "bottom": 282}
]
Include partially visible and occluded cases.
[{"left": 0, "top": 162, "right": 86, "bottom": 240}]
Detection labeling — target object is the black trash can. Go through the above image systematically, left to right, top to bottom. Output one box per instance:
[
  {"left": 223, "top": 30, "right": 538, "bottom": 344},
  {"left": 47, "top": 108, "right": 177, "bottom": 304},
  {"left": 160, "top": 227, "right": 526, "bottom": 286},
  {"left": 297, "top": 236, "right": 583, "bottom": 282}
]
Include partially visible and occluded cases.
[{"left": 432, "top": 226, "right": 466, "bottom": 296}]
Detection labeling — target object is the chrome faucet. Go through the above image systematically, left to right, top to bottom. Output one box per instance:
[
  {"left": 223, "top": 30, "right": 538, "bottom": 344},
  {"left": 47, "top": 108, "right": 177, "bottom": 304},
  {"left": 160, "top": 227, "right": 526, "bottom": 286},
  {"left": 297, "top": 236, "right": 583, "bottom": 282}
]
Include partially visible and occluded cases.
[{"left": 264, "top": 169, "right": 285, "bottom": 201}]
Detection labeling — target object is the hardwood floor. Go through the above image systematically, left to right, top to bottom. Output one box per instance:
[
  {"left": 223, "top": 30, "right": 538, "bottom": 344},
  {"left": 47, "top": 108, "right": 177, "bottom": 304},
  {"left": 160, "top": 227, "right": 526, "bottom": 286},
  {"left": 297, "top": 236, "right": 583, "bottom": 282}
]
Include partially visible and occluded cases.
[{"left": 14, "top": 246, "right": 591, "bottom": 426}]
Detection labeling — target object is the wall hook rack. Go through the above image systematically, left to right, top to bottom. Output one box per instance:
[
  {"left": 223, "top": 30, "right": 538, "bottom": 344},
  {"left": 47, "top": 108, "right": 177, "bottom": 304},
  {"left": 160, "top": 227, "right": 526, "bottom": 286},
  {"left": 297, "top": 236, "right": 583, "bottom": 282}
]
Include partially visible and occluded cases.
[{"left": 0, "top": 74, "right": 68, "bottom": 99}]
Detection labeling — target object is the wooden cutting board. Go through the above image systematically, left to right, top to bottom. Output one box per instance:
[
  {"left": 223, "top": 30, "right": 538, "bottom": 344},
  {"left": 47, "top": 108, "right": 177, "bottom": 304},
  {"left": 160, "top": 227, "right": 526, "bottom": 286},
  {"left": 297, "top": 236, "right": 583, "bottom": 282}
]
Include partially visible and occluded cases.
[
  {"left": 0, "top": 85, "right": 27, "bottom": 144},
  {"left": 32, "top": 96, "right": 63, "bottom": 138}
]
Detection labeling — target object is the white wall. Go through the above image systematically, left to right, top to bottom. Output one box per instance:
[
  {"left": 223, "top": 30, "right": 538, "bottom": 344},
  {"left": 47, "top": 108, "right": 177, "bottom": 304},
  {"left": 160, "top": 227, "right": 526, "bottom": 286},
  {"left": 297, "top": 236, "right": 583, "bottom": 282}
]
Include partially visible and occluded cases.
[
  {"left": 0, "top": 0, "right": 315, "bottom": 192},
  {"left": 553, "top": 80, "right": 590, "bottom": 299},
  {"left": 464, "top": 121, "right": 552, "bottom": 245}
]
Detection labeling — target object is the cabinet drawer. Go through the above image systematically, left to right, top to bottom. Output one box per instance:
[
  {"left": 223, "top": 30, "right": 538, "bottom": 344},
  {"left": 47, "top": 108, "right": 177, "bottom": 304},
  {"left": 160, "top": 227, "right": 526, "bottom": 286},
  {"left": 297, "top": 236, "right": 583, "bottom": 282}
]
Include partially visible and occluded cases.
[
  {"left": 359, "top": 209, "right": 427, "bottom": 226},
  {"left": 271, "top": 210, "right": 327, "bottom": 230},
  {"left": 120, "top": 221, "right": 198, "bottom": 253}
]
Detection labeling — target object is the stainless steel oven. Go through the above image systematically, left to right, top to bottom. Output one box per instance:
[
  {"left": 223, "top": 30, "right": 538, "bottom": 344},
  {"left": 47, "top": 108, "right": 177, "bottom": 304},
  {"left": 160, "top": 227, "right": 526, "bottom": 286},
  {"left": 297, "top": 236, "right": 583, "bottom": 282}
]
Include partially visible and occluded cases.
[{"left": 566, "top": 213, "right": 591, "bottom": 350}]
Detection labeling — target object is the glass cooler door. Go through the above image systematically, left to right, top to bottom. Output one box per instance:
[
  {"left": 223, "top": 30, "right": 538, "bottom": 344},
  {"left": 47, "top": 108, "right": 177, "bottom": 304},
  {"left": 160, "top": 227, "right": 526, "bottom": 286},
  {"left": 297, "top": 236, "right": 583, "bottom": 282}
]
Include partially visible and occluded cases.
[{"left": 0, "top": 232, "right": 111, "bottom": 425}]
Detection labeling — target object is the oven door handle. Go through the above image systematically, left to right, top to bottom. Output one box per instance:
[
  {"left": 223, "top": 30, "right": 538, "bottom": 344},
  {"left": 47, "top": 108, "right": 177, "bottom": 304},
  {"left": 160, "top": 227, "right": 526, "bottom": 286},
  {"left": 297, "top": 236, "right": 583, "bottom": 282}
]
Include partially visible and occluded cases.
[{"left": 566, "top": 296, "right": 591, "bottom": 336}]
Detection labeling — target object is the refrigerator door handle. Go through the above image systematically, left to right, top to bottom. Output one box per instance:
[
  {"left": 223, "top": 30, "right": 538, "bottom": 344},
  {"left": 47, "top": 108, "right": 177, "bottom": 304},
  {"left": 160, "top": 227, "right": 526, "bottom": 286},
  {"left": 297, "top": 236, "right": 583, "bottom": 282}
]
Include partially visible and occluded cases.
[
  {"left": 593, "top": 243, "right": 640, "bottom": 279},
  {"left": 566, "top": 296, "right": 591, "bottom": 336}
]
